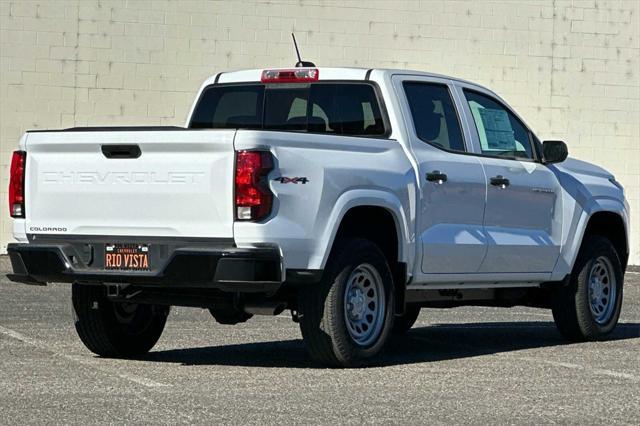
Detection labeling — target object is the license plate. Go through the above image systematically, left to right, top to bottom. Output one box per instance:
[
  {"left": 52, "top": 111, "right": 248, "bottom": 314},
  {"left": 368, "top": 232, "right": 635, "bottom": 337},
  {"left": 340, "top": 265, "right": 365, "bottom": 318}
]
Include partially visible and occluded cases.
[{"left": 105, "top": 244, "right": 150, "bottom": 271}]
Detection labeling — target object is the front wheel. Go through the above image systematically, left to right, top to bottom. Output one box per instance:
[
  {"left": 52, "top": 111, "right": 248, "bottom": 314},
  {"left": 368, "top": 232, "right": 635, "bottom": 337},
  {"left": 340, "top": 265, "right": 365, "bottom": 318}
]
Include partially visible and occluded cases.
[
  {"left": 552, "top": 235, "right": 624, "bottom": 341},
  {"left": 298, "top": 238, "right": 395, "bottom": 367},
  {"left": 72, "top": 283, "right": 169, "bottom": 358}
]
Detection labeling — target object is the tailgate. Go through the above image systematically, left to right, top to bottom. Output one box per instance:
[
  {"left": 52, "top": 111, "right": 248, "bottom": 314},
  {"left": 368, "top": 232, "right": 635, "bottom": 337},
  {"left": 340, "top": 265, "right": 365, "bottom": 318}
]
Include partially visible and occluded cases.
[{"left": 24, "top": 129, "right": 236, "bottom": 239}]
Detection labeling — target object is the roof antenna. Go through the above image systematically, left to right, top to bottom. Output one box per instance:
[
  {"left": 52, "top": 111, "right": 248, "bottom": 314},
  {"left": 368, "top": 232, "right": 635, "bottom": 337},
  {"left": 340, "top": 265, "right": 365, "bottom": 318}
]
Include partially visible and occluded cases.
[{"left": 292, "top": 33, "right": 315, "bottom": 68}]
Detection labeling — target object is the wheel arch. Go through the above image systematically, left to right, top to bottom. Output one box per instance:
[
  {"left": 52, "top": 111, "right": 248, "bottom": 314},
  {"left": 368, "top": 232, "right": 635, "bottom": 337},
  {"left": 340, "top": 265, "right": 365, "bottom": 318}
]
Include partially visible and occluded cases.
[
  {"left": 316, "top": 190, "right": 412, "bottom": 279},
  {"left": 321, "top": 190, "right": 410, "bottom": 268},
  {"left": 318, "top": 192, "right": 412, "bottom": 316},
  {"left": 553, "top": 197, "right": 629, "bottom": 280},
  {"left": 561, "top": 202, "right": 629, "bottom": 277},
  {"left": 333, "top": 206, "right": 402, "bottom": 270},
  {"left": 582, "top": 211, "right": 629, "bottom": 270}
]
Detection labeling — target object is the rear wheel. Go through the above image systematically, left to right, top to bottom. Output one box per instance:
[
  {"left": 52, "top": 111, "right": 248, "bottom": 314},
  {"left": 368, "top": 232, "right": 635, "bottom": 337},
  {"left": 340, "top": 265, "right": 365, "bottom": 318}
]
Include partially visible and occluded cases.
[
  {"left": 552, "top": 235, "right": 624, "bottom": 341},
  {"left": 298, "top": 238, "right": 395, "bottom": 367},
  {"left": 72, "top": 283, "right": 169, "bottom": 357}
]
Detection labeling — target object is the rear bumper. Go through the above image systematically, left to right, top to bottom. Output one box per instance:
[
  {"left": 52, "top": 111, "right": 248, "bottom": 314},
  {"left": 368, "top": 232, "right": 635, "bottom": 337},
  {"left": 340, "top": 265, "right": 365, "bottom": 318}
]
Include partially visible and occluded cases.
[{"left": 7, "top": 240, "right": 283, "bottom": 293}]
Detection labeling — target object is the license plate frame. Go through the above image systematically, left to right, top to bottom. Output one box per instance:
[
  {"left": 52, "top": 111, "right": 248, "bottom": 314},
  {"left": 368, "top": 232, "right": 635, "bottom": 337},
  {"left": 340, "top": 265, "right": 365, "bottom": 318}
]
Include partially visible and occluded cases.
[{"left": 104, "top": 243, "right": 150, "bottom": 271}]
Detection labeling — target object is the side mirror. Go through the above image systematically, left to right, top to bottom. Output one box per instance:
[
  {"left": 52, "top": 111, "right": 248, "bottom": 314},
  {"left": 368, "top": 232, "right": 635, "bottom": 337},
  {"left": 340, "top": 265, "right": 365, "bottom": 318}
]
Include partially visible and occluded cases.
[{"left": 542, "top": 140, "right": 568, "bottom": 164}]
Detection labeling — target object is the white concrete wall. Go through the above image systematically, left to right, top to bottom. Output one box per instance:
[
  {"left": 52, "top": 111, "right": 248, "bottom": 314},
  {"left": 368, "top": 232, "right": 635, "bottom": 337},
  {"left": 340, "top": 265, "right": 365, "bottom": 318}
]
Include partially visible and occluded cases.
[{"left": 1, "top": 0, "right": 638, "bottom": 264}]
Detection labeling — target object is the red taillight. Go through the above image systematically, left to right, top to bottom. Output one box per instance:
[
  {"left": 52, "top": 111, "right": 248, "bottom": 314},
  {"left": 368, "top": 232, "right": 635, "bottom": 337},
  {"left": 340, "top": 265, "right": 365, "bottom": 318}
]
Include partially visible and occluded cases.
[
  {"left": 261, "top": 68, "right": 319, "bottom": 83},
  {"left": 9, "top": 150, "right": 26, "bottom": 218},
  {"left": 235, "top": 151, "right": 274, "bottom": 221}
]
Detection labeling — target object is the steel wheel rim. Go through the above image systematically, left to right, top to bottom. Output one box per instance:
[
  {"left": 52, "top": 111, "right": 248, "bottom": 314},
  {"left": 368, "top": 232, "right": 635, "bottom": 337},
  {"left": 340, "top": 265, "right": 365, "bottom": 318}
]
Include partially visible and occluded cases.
[
  {"left": 588, "top": 256, "right": 617, "bottom": 325},
  {"left": 343, "top": 263, "right": 386, "bottom": 347}
]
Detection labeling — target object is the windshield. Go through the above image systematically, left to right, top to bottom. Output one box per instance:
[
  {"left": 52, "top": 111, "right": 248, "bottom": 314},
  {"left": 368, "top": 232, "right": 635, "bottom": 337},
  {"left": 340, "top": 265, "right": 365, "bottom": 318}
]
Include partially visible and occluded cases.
[{"left": 189, "top": 82, "right": 387, "bottom": 137}]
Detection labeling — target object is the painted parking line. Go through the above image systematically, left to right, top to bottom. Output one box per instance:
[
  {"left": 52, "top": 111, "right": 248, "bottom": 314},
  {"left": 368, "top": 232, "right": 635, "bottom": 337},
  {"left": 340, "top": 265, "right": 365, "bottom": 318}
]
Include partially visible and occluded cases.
[
  {"left": 0, "top": 324, "right": 170, "bottom": 388},
  {"left": 412, "top": 333, "right": 639, "bottom": 383},
  {"left": 515, "top": 356, "right": 639, "bottom": 383}
]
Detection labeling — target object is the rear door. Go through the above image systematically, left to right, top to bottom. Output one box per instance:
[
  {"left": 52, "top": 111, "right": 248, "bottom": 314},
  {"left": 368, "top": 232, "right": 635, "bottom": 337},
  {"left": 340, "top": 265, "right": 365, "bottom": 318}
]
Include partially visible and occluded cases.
[
  {"left": 394, "top": 76, "right": 487, "bottom": 277},
  {"left": 457, "top": 87, "right": 562, "bottom": 274},
  {"left": 25, "top": 129, "right": 236, "bottom": 239}
]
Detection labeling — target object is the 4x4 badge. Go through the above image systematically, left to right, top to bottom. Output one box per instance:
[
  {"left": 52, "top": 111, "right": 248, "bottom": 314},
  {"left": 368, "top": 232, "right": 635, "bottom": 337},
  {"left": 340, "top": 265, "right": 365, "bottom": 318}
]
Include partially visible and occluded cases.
[{"left": 274, "top": 177, "right": 309, "bottom": 184}]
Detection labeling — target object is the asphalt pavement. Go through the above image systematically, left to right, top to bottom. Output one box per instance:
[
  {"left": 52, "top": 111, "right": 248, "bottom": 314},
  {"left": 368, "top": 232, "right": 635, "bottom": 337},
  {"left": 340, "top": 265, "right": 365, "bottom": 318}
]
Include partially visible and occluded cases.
[{"left": 1, "top": 258, "right": 638, "bottom": 425}]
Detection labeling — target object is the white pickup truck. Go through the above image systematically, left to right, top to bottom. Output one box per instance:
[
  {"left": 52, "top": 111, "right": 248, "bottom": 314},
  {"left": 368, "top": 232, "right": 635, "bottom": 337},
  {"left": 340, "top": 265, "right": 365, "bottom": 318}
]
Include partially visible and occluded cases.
[{"left": 7, "top": 67, "right": 629, "bottom": 367}]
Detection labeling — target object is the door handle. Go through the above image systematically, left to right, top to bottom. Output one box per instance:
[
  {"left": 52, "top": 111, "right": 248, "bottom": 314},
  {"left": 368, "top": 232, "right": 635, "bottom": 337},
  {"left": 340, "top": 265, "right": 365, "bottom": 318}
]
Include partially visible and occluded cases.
[
  {"left": 101, "top": 144, "right": 141, "bottom": 159},
  {"left": 426, "top": 170, "right": 447, "bottom": 184},
  {"left": 490, "top": 175, "right": 510, "bottom": 188}
]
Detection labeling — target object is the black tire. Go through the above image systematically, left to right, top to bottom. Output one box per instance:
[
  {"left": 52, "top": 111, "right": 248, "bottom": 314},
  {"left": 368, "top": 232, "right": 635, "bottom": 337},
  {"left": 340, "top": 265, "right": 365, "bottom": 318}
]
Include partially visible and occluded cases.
[
  {"left": 552, "top": 235, "right": 624, "bottom": 341},
  {"left": 298, "top": 238, "right": 395, "bottom": 367},
  {"left": 72, "top": 283, "right": 169, "bottom": 358},
  {"left": 392, "top": 304, "right": 421, "bottom": 335}
]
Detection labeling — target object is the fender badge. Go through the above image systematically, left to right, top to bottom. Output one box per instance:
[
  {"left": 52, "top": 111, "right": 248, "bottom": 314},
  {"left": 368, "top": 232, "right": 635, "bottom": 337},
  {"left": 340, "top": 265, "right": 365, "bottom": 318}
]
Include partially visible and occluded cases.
[
  {"left": 274, "top": 177, "right": 309, "bottom": 184},
  {"left": 531, "top": 187, "right": 554, "bottom": 194}
]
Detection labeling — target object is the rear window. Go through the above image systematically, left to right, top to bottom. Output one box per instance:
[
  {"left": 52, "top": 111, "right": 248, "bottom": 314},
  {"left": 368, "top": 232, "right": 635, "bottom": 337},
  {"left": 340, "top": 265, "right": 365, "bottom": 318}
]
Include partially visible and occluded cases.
[{"left": 189, "top": 83, "right": 387, "bottom": 137}]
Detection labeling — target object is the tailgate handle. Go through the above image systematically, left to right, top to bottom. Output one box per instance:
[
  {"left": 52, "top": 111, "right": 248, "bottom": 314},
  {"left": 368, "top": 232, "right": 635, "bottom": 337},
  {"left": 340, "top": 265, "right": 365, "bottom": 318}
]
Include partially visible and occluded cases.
[{"left": 101, "top": 144, "right": 141, "bottom": 159}]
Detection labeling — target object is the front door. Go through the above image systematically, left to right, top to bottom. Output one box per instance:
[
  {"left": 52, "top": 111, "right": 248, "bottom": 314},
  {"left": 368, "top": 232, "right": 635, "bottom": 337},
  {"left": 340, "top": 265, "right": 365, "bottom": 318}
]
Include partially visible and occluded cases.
[{"left": 460, "top": 89, "right": 562, "bottom": 274}]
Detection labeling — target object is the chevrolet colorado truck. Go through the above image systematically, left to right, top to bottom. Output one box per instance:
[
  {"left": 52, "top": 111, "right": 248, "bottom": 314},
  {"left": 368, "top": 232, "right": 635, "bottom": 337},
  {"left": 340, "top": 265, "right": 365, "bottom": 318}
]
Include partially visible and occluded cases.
[{"left": 7, "top": 67, "right": 629, "bottom": 367}]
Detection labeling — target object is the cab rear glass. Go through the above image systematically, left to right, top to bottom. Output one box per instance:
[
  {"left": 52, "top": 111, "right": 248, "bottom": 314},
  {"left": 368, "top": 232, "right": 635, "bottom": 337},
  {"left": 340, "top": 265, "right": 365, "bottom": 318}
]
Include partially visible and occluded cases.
[{"left": 189, "top": 82, "right": 388, "bottom": 137}]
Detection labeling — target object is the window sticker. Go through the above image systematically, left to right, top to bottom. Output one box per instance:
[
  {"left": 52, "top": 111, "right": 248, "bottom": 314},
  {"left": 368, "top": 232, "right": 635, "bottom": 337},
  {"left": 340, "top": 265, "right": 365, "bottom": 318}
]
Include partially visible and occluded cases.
[{"left": 478, "top": 108, "right": 516, "bottom": 151}]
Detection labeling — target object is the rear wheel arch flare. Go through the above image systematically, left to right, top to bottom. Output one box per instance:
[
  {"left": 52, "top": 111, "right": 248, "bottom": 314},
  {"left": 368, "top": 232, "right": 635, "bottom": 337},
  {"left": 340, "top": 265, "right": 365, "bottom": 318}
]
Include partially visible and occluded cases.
[{"left": 331, "top": 205, "right": 402, "bottom": 273}]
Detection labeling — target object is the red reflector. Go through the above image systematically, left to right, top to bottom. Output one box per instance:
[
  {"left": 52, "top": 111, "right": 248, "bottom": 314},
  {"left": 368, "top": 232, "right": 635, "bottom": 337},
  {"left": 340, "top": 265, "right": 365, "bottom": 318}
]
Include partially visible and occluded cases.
[
  {"left": 261, "top": 68, "right": 319, "bottom": 83},
  {"left": 9, "top": 150, "right": 26, "bottom": 218},
  {"left": 235, "top": 151, "right": 274, "bottom": 221}
]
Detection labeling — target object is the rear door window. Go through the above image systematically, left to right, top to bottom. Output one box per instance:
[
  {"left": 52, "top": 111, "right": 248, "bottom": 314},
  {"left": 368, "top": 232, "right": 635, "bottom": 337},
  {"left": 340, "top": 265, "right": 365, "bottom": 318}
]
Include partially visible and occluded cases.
[
  {"left": 190, "top": 82, "right": 387, "bottom": 137},
  {"left": 403, "top": 82, "right": 466, "bottom": 152}
]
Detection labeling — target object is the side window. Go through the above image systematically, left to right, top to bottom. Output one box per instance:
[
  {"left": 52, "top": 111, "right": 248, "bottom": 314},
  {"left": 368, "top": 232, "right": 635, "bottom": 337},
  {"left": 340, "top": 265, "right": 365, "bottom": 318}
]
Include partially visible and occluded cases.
[
  {"left": 403, "top": 82, "right": 466, "bottom": 152},
  {"left": 464, "top": 90, "right": 534, "bottom": 160}
]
